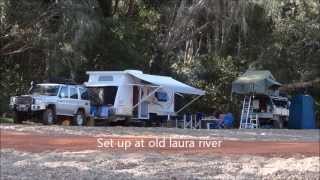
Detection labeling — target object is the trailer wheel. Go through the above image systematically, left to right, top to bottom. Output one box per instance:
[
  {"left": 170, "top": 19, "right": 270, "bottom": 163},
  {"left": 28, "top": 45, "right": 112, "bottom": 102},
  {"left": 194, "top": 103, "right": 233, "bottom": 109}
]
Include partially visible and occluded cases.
[
  {"left": 42, "top": 108, "right": 55, "bottom": 125},
  {"left": 74, "top": 110, "right": 86, "bottom": 126},
  {"left": 13, "top": 111, "right": 25, "bottom": 124},
  {"left": 120, "top": 117, "right": 130, "bottom": 126},
  {"left": 273, "top": 119, "right": 283, "bottom": 129}
]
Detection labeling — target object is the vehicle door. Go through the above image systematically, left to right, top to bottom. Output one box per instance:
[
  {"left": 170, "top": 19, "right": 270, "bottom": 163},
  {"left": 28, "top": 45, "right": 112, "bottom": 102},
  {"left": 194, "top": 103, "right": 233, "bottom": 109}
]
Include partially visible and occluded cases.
[
  {"left": 56, "top": 85, "right": 70, "bottom": 115},
  {"left": 69, "top": 86, "right": 80, "bottom": 115},
  {"left": 79, "top": 87, "right": 90, "bottom": 115},
  {"left": 138, "top": 87, "right": 149, "bottom": 119}
]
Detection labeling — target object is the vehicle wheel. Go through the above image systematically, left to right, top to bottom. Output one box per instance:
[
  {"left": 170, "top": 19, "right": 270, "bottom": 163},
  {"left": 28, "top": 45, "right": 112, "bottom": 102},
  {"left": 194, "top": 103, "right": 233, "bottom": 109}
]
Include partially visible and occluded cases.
[
  {"left": 42, "top": 108, "right": 55, "bottom": 125},
  {"left": 74, "top": 110, "right": 86, "bottom": 126},
  {"left": 13, "top": 111, "right": 24, "bottom": 124},
  {"left": 145, "top": 120, "right": 152, "bottom": 127}
]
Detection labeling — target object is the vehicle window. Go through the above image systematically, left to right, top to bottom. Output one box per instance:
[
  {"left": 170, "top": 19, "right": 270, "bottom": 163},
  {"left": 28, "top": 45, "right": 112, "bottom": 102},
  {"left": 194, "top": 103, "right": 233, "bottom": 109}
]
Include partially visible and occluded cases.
[
  {"left": 98, "top": 76, "right": 113, "bottom": 81},
  {"left": 30, "top": 85, "right": 60, "bottom": 96},
  {"left": 59, "top": 86, "right": 68, "bottom": 98},
  {"left": 87, "top": 86, "right": 118, "bottom": 105},
  {"left": 70, "top": 87, "right": 78, "bottom": 99},
  {"left": 79, "top": 88, "right": 89, "bottom": 100},
  {"left": 273, "top": 100, "right": 288, "bottom": 108}
]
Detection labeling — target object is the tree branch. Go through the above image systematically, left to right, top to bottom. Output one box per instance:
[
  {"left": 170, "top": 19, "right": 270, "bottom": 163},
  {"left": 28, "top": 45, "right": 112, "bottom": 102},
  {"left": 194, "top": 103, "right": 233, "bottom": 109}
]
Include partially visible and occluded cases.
[{"left": 280, "top": 78, "right": 320, "bottom": 91}]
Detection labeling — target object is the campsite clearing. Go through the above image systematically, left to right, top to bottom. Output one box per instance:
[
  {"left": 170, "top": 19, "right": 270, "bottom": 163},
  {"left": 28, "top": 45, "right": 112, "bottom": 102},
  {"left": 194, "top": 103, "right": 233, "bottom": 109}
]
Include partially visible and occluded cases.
[{"left": 0, "top": 124, "right": 319, "bottom": 179}]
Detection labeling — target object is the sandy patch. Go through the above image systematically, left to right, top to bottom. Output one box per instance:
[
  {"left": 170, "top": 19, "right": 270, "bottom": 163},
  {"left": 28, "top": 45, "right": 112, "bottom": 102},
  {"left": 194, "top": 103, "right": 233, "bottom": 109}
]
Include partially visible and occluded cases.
[{"left": 1, "top": 149, "right": 319, "bottom": 180}]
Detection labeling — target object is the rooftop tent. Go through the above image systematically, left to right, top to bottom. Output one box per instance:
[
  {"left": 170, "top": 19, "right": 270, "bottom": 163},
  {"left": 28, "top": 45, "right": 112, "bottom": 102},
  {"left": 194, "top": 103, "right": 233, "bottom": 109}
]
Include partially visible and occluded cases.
[
  {"left": 126, "top": 70, "right": 205, "bottom": 96},
  {"left": 232, "top": 70, "right": 281, "bottom": 95}
]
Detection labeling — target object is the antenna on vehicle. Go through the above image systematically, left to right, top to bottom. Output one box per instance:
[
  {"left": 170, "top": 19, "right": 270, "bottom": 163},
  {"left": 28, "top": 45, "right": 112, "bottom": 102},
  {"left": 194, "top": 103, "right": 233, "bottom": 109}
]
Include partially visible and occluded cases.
[{"left": 28, "top": 81, "right": 35, "bottom": 94}]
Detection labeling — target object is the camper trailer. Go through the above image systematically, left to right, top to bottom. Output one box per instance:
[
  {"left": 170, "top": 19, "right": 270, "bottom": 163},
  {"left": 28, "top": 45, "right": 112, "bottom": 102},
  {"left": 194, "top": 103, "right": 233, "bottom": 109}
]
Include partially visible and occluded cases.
[{"left": 84, "top": 70, "right": 205, "bottom": 124}]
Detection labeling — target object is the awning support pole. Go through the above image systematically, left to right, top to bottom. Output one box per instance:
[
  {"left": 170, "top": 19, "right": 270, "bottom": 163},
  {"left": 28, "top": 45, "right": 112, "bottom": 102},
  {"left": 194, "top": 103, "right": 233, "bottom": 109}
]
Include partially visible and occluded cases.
[
  {"left": 132, "top": 86, "right": 162, "bottom": 109},
  {"left": 176, "top": 95, "right": 202, "bottom": 114}
]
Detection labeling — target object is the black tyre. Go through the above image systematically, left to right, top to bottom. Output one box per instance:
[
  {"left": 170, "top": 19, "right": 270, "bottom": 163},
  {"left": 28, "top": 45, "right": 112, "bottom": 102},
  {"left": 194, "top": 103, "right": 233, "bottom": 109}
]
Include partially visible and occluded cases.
[
  {"left": 42, "top": 108, "right": 55, "bottom": 125},
  {"left": 73, "top": 110, "right": 86, "bottom": 126},
  {"left": 13, "top": 111, "right": 25, "bottom": 124},
  {"left": 112, "top": 117, "right": 130, "bottom": 126},
  {"left": 121, "top": 117, "right": 130, "bottom": 126},
  {"left": 273, "top": 119, "right": 283, "bottom": 129},
  {"left": 145, "top": 120, "right": 152, "bottom": 127}
]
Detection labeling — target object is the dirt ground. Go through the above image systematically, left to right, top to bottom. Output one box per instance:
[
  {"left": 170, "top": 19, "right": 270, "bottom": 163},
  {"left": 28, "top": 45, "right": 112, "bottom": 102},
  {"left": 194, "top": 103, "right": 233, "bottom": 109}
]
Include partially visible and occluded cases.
[{"left": 0, "top": 124, "right": 319, "bottom": 180}]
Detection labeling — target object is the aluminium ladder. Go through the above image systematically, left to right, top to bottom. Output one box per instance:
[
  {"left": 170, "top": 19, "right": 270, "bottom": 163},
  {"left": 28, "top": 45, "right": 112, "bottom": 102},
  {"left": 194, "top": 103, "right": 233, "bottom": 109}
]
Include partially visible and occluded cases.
[
  {"left": 239, "top": 96, "right": 255, "bottom": 129},
  {"left": 249, "top": 113, "right": 259, "bottom": 128}
]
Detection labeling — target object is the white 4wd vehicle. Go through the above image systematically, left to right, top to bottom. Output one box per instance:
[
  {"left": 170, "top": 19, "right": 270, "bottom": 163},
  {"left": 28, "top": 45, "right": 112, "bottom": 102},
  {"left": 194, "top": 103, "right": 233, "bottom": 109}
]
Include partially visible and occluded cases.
[
  {"left": 9, "top": 83, "right": 90, "bottom": 125},
  {"left": 252, "top": 95, "right": 289, "bottom": 128}
]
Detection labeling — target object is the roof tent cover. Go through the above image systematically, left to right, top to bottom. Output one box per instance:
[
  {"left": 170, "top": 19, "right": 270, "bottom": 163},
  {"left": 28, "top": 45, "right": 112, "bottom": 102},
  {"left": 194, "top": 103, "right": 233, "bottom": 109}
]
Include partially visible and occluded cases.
[
  {"left": 126, "top": 70, "right": 205, "bottom": 96},
  {"left": 232, "top": 70, "right": 281, "bottom": 95}
]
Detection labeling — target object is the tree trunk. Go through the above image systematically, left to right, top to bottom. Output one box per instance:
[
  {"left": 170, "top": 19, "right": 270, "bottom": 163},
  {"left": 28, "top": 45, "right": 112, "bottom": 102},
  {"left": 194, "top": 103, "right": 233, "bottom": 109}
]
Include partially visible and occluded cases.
[
  {"left": 97, "top": 0, "right": 113, "bottom": 17},
  {"left": 113, "top": 0, "right": 119, "bottom": 15},
  {"left": 127, "top": 0, "right": 135, "bottom": 16}
]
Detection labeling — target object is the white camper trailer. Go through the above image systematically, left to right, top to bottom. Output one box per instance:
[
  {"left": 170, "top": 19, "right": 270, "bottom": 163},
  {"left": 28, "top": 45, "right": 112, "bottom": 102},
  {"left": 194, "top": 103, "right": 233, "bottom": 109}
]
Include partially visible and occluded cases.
[{"left": 84, "top": 70, "right": 205, "bottom": 123}]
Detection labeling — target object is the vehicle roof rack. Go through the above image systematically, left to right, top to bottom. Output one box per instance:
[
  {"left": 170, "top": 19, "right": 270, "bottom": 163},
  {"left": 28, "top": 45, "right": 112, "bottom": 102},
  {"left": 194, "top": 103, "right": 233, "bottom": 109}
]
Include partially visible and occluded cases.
[{"left": 43, "top": 77, "right": 78, "bottom": 85}]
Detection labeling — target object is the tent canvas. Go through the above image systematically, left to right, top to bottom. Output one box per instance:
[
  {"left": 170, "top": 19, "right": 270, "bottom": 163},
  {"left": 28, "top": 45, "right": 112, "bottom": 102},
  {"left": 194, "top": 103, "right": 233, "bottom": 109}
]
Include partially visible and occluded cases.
[{"left": 232, "top": 70, "right": 281, "bottom": 95}]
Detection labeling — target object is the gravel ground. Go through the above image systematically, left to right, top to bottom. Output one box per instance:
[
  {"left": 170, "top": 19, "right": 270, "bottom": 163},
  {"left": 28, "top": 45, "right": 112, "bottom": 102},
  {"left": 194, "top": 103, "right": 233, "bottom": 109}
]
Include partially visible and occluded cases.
[
  {"left": 1, "top": 123, "right": 319, "bottom": 141},
  {"left": 1, "top": 124, "right": 319, "bottom": 180},
  {"left": 1, "top": 149, "right": 319, "bottom": 180}
]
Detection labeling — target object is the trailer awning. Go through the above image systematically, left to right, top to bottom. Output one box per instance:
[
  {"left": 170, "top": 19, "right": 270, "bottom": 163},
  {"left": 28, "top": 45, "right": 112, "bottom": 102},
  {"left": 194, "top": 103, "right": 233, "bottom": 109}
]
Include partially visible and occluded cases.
[{"left": 127, "top": 71, "right": 205, "bottom": 96}]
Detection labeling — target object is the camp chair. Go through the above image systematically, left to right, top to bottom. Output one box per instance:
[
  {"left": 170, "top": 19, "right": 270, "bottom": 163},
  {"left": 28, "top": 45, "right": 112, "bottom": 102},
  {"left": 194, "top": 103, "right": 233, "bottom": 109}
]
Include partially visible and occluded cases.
[
  {"left": 194, "top": 112, "right": 203, "bottom": 129},
  {"left": 223, "top": 113, "right": 234, "bottom": 128},
  {"left": 184, "top": 114, "right": 193, "bottom": 129},
  {"left": 207, "top": 117, "right": 224, "bottom": 129},
  {"left": 207, "top": 120, "right": 220, "bottom": 129}
]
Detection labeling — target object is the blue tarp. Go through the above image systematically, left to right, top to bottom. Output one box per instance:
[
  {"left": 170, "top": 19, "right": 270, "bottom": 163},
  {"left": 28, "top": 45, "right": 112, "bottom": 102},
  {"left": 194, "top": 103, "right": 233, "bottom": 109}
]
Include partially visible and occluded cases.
[
  {"left": 289, "top": 95, "right": 316, "bottom": 129},
  {"left": 91, "top": 105, "right": 109, "bottom": 118},
  {"left": 223, "top": 113, "right": 234, "bottom": 128}
]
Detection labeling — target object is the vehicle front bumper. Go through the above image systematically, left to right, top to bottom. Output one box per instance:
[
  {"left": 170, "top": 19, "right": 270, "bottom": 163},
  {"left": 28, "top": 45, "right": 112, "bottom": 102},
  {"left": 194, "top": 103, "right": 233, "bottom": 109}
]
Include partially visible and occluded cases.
[
  {"left": 10, "top": 104, "right": 46, "bottom": 112},
  {"left": 31, "top": 104, "right": 46, "bottom": 111}
]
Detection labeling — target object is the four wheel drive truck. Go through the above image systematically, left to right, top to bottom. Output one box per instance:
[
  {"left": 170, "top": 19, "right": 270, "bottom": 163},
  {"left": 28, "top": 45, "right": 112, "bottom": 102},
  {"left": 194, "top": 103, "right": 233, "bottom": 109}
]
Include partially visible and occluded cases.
[
  {"left": 9, "top": 83, "right": 90, "bottom": 125},
  {"left": 251, "top": 95, "right": 290, "bottom": 128}
]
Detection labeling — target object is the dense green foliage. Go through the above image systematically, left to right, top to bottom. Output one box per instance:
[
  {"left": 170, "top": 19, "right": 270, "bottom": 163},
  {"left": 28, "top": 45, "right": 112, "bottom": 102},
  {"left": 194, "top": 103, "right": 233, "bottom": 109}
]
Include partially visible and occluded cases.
[{"left": 1, "top": 0, "right": 319, "bottom": 117}]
